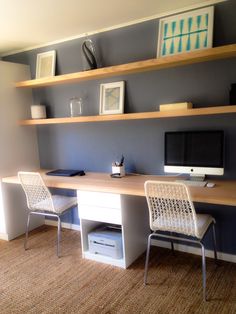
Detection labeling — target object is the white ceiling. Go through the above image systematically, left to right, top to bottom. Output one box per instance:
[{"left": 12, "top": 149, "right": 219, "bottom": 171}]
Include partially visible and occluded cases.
[{"left": 0, "top": 0, "right": 222, "bottom": 56}]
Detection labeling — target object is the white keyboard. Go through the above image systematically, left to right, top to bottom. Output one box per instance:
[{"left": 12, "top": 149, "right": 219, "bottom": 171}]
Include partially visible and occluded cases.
[{"left": 176, "top": 180, "right": 207, "bottom": 187}]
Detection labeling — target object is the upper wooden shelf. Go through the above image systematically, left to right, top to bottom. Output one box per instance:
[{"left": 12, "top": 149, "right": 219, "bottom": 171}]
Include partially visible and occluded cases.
[
  {"left": 15, "top": 44, "right": 236, "bottom": 89},
  {"left": 20, "top": 105, "right": 236, "bottom": 125}
]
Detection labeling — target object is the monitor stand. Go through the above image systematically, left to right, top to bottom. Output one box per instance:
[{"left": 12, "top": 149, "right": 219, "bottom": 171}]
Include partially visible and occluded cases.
[{"left": 190, "top": 174, "right": 205, "bottom": 182}]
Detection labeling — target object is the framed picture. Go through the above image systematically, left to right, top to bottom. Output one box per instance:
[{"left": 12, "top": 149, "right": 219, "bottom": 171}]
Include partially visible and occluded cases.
[
  {"left": 157, "top": 6, "right": 214, "bottom": 57},
  {"left": 36, "top": 50, "right": 56, "bottom": 79},
  {"left": 99, "top": 81, "right": 125, "bottom": 115}
]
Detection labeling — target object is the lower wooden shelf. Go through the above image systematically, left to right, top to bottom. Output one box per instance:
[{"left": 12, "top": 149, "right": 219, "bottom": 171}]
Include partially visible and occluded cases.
[{"left": 19, "top": 105, "right": 236, "bottom": 125}]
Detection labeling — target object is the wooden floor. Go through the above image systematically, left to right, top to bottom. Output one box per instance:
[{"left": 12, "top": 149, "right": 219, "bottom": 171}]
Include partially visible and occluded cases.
[{"left": 0, "top": 226, "right": 236, "bottom": 314}]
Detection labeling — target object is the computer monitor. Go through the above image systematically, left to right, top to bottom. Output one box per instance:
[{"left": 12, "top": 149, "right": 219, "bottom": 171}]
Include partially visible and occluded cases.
[{"left": 164, "top": 130, "right": 224, "bottom": 179}]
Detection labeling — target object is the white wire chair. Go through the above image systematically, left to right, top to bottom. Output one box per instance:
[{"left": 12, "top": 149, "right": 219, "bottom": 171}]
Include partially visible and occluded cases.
[
  {"left": 18, "top": 171, "right": 77, "bottom": 257},
  {"left": 144, "top": 180, "right": 217, "bottom": 301}
]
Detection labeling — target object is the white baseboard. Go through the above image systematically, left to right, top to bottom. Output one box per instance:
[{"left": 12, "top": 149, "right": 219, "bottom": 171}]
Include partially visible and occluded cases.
[
  {"left": 45, "top": 219, "right": 81, "bottom": 231},
  {"left": 44, "top": 220, "right": 236, "bottom": 264},
  {"left": 0, "top": 233, "right": 9, "bottom": 241},
  {"left": 152, "top": 239, "right": 236, "bottom": 264}
]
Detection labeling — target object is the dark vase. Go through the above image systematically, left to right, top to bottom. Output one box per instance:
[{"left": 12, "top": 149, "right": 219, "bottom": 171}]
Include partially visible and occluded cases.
[{"left": 81, "top": 39, "right": 98, "bottom": 71}]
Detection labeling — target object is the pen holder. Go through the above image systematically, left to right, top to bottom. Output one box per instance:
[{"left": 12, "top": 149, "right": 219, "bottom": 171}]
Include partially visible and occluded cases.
[{"left": 112, "top": 165, "right": 125, "bottom": 177}]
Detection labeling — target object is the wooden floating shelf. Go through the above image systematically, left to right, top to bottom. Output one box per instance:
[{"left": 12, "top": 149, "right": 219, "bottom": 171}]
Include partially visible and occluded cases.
[
  {"left": 15, "top": 44, "right": 236, "bottom": 89},
  {"left": 19, "top": 105, "right": 236, "bottom": 125}
]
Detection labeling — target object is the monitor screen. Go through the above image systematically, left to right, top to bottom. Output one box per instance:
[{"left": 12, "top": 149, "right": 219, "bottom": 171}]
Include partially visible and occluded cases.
[{"left": 164, "top": 130, "right": 224, "bottom": 176}]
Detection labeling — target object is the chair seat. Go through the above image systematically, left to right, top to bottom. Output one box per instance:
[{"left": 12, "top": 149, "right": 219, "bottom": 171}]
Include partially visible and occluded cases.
[
  {"left": 32, "top": 195, "right": 77, "bottom": 214},
  {"left": 152, "top": 214, "right": 215, "bottom": 239},
  {"left": 196, "top": 214, "right": 215, "bottom": 239}
]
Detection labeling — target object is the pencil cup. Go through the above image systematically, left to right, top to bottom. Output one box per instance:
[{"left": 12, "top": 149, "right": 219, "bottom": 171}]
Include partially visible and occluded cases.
[{"left": 112, "top": 165, "right": 125, "bottom": 177}]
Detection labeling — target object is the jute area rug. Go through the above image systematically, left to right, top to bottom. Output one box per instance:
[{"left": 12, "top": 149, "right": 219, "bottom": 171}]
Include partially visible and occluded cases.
[{"left": 0, "top": 226, "right": 236, "bottom": 313}]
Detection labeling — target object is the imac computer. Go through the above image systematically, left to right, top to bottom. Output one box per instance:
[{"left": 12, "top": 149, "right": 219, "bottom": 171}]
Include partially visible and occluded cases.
[{"left": 164, "top": 130, "right": 224, "bottom": 181}]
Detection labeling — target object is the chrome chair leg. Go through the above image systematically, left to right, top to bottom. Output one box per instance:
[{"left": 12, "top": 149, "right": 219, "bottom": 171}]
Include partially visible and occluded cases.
[
  {"left": 24, "top": 212, "right": 31, "bottom": 250},
  {"left": 57, "top": 216, "right": 61, "bottom": 257},
  {"left": 212, "top": 223, "right": 218, "bottom": 264},
  {"left": 170, "top": 232, "right": 174, "bottom": 253},
  {"left": 144, "top": 233, "right": 153, "bottom": 285},
  {"left": 170, "top": 240, "right": 175, "bottom": 253},
  {"left": 200, "top": 242, "right": 207, "bottom": 301}
]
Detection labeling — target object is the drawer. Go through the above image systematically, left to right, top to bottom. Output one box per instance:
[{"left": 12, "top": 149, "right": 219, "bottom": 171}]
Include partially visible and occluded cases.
[
  {"left": 77, "top": 191, "right": 121, "bottom": 209},
  {"left": 79, "top": 204, "right": 121, "bottom": 224}
]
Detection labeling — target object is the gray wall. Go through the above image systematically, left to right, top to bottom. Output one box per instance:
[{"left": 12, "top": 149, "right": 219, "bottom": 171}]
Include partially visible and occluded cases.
[{"left": 4, "top": 0, "right": 236, "bottom": 254}]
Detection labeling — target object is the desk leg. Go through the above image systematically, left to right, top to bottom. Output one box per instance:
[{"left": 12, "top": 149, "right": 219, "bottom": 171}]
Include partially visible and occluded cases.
[
  {"left": 1, "top": 184, "right": 44, "bottom": 240},
  {"left": 121, "top": 195, "right": 150, "bottom": 268}
]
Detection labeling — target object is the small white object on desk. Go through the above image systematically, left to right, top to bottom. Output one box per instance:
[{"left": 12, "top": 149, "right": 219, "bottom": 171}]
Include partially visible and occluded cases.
[
  {"left": 112, "top": 155, "right": 125, "bottom": 177},
  {"left": 112, "top": 165, "right": 125, "bottom": 177},
  {"left": 206, "top": 182, "right": 215, "bottom": 188}
]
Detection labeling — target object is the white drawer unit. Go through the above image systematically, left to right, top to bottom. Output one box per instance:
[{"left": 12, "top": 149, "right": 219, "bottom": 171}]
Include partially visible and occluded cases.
[
  {"left": 77, "top": 190, "right": 149, "bottom": 269},
  {"left": 78, "top": 191, "right": 121, "bottom": 208},
  {"left": 78, "top": 191, "right": 121, "bottom": 224},
  {"left": 79, "top": 205, "right": 121, "bottom": 224}
]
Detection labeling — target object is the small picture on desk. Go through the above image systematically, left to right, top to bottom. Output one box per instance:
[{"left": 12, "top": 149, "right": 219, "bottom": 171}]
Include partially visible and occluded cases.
[{"left": 99, "top": 81, "right": 125, "bottom": 115}]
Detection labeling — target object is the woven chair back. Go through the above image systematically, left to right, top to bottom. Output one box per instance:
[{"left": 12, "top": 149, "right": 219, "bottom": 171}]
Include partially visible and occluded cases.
[
  {"left": 18, "top": 172, "right": 55, "bottom": 212},
  {"left": 145, "top": 181, "right": 198, "bottom": 237}
]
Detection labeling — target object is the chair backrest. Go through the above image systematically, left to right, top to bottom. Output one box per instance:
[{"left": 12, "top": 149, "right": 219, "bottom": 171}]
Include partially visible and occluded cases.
[
  {"left": 18, "top": 171, "right": 55, "bottom": 212},
  {"left": 144, "top": 181, "right": 199, "bottom": 238}
]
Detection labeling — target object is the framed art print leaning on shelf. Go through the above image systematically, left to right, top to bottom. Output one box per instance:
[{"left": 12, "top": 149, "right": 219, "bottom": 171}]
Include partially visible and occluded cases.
[
  {"left": 157, "top": 6, "right": 214, "bottom": 57},
  {"left": 35, "top": 50, "right": 56, "bottom": 79},
  {"left": 99, "top": 81, "right": 125, "bottom": 115}
]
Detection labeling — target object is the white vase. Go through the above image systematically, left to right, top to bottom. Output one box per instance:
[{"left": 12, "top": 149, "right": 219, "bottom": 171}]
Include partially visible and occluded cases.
[{"left": 31, "top": 105, "right": 46, "bottom": 119}]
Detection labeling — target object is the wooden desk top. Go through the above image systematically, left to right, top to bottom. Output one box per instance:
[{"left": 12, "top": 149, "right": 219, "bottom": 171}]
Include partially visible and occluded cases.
[{"left": 2, "top": 171, "right": 236, "bottom": 207}]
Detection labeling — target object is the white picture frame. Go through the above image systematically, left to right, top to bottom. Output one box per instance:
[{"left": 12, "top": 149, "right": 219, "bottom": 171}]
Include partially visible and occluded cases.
[
  {"left": 157, "top": 6, "right": 214, "bottom": 57},
  {"left": 35, "top": 50, "right": 56, "bottom": 79},
  {"left": 99, "top": 81, "right": 125, "bottom": 115}
]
